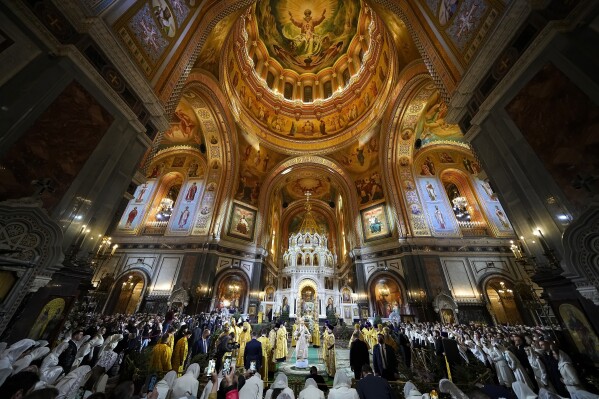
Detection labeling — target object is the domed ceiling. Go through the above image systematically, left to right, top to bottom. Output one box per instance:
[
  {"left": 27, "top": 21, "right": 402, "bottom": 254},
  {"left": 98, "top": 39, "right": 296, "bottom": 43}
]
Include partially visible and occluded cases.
[
  {"left": 221, "top": 0, "right": 399, "bottom": 155},
  {"left": 255, "top": 0, "right": 361, "bottom": 74}
]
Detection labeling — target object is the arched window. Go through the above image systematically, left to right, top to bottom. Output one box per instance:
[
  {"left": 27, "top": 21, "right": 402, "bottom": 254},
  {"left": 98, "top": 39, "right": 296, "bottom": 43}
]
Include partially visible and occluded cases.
[
  {"left": 342, "top": 68, "right": 351, "bottom": 87},
  {"left": 266, "top": 71, "right": 275, "bottom": 89},
  {"left": 323, "top": 81, "right": 333, "bottom": 98},
  {"left": 284, "top": 82, "right": 293, "bottom": 100},
  {"left": 303, "top": 86, "right": 313, "bottom": 103},
  {"left": 440, "top": 170, "right": 489, "bottom": 236}
]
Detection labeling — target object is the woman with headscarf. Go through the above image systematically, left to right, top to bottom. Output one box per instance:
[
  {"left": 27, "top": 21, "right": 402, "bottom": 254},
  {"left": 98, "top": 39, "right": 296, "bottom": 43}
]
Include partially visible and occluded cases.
[
  {"left": 40, "top": 342, "right": 68, "bottom": 385},
  {"left": 13, "top": 346, "right": 50, "bottom": 375},
  {"left": 556, "top": 350, "right": 599, "bottom": 399},
  {"left": 172, "top": 363, "right": 201, "bottom": 399},
  {"left": 54, "top": 365, "right": 91, "bottom": 399},
  {"left": 155, "top": 370, "right": 177, "bottom": 399},
  {"left": 328, "top": 371, "right": 358, "bottom": 399},
  {"left": 264, "top": 372, "right": 295, "bottom": 399},
  {"left": 298, "top": 378, "right": 324, "bottom": 399},
  {"left": 438, "top": 378, "right": 469, "bottom": 399},
  {"left": 403, "top": 381, "right": 424, "bottom": 399}
]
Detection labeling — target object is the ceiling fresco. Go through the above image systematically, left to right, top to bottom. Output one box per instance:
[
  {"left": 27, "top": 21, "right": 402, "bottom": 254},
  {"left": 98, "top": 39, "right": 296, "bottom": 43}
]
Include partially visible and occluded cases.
[
  {"left": 255, "top": 0, "right": 361, "bottom": 74},
  {"left": 194, "top": 9, "right": 245, "bottom": 78},
  {"left": 415, "top": 90, "right": 464, "bottom": 145},
  {"left": 160, "top": 97, "right": 202, "bottom": 147},
  {"left": 280, "top": 171, "right": 335, "bottom": 202}
]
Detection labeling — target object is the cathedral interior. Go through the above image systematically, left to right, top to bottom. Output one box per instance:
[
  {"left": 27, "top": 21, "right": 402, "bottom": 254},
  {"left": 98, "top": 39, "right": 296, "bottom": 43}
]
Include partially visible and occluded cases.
[{"left": 0, "top": 0, "right": 599, "bottom": 373}]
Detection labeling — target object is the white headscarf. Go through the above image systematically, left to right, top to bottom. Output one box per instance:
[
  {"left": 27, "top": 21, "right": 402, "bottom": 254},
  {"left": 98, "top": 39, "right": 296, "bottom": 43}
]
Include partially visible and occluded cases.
[
  {"left": 1, "top": 339, "right": 36, "bottom": 362},
  {"left": 12, "top": 346, "right": 50, "bottom": 375},
  {"left": 0, "top": 357, "right": 13, "bottom": 388},
  {"left": 172, "top": 363, "right": 201, "bottom": 399},
  {"left": 55, "top": 365, "right": 91, "bottom": 399},
  {"left": 155, "top": 370, "right": 177, "bottom": 399},
  {"left": 332, "top": 371, "right": 351, "bottom": 389},
  {"left": 271, "top": 373, "right": 289, "bottom": 389},
  {"left": 299, "top": 378, "right": 323, "bottom": 399},
  {"left": 439, "top": 379, "right": 469, "bottom": 399},
  {"left": 404, "top": 381, "right": 423, "bottom": 399},
  {"left": 512, "top": 381, "right": 538, "bottom": 399}
]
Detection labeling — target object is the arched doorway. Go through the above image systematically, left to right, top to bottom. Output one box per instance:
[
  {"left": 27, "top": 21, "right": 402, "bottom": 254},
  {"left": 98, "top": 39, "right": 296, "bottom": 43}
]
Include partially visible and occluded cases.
[
  {"left": 109, "top": 272, "right": 146, "bottom": 315},
  {"left": 215, "top": 274, "right": 247, "bottom": 313},
  {"left": 369, "top": 274, "right": 403, "bottom": 318},
  {"left": 485, "top": 278, "right": 523, "bottom": 325}
]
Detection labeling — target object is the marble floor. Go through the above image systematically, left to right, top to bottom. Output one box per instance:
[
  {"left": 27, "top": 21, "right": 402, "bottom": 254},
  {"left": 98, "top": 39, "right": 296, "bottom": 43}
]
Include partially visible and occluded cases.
[{"left": 277, "top": 346, "right": 355, "bottom": 380}]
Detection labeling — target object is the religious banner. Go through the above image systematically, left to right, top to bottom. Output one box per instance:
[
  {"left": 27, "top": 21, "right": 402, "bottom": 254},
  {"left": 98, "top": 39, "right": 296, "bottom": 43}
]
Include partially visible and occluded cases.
[
  {"left": 416, "top": 177, "right": 460, "bottom": 236},
  {"left": 474, "top": 177, "right": 513, "bottom": 236},
  {"left": 168, "top": 179, "right": 203, "bottom": 233},
  {"left": 227, "top": 201, "right": 257, "bottom": 241},
  {"left": 360, "top": 202, "right": 391, "bottom": 242}
]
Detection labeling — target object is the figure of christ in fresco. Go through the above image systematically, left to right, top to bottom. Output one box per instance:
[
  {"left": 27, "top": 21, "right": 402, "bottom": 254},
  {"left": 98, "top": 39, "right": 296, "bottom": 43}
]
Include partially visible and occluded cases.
[
  {"left": 288, "top": 8, "right": 327, "bottom": 55},
  {"left": 185, "top": 182, "right": 197, "bottom": 201},
  {"left": 178, "top": 206, "right": 190, "bottom": 228},
  {"left": 434, "top": 206, "right": 446, "bottom": 229},
  {"left": 125, "top": 207, "right": 138, "bottom": 227}
]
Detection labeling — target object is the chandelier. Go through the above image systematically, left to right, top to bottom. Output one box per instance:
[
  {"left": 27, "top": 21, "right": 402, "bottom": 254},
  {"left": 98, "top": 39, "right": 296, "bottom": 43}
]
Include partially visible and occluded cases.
[
  {"left": 452, "top": 196, "right": 471, "bottom": 221},
  {"left": 156, "top": 197, "right": 174, "bottom": 221},
  {"left": 122, "top": 275, "right": 135, "bottom": 291},
  {"left": 497, "top": 281, "right": 514, "bottom": 299}
]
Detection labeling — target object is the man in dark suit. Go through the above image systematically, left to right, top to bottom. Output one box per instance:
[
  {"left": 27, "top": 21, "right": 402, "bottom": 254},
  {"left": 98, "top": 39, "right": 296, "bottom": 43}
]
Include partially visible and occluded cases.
[
  {"left": 192, "top": 328, "right": 211, "bottom": 357},
  {"left": 58, "top": 329, "right": 84, "bottom": 373},
  {"left": 243, "top": 331, "right": 263, "bottom": 372},
  {"left": 349, "top": 332, "right": 370, "bottom": 380},
  {"left": 372, "top": 333, "right": 397, "bottom": 381},
  {"left": 356, "top": 364, "right": 394, "bottom": 399},
  {"left": 305, "top": 366, "right": 328, "bottom": 394}
]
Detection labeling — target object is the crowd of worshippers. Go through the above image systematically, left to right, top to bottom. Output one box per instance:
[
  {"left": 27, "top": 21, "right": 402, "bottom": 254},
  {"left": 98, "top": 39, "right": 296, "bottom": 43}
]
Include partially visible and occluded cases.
[
  {"left": 1, "top": 307, "right": 598, "bottom": 399},
  {"left": 347, "top": 321, "right": 598, "bottom": 399}
]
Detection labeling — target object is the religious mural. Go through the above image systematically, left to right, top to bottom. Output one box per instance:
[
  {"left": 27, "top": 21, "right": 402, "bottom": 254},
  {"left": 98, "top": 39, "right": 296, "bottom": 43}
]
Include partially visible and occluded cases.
[
  {"left": 116, "top": 0, "right": 198, "bottom": 76},
  {"left": 255, "top": 0, "right": 361, "bottom": 73},
  {"left": 416, "top": 90, "right": 463, "bottom": 145},
  {"left": 162, "top": 99, "right": 202, "bottom": 145},
  {"left": 417, "top": 177, "right": 459, "bottom": 236},
  {"left": 168, "top": 178, "right": 203, "bottom": 233},
  {"left": 227, "top": 201, "right": 257, "bottom": 241},
  {"left": 360, "top": 202, "right": 391, "bottom": 241},
  {"left": 216, "top": 274, "right": 246, "bottom": 312},
  {"left": 371, "top": 276, "right": 402, "bottom": 318},
  {"left": 29, "top": 297, "right": 66, "bottom": 341},
  {"left": 558, "top": 303, "right": 599, "bottom": 365}
]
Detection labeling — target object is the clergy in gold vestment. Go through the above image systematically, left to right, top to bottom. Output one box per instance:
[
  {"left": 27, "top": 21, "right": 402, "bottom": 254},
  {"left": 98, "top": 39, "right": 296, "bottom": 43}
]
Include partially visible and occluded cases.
[
  {"left": 236, "top": 321, "right": 252, "bottom": 367},
  {"left": 291, "top": 321, "right": 298, "bottom": 347},
  {"left": 230, "top": 322, "right": 242, "bottom": 359},
  {"left": 311, "top": 322, "right": 321, "bottom": 348},
  {"left": 273, "top": 323, "right": 288, "bottom": 362},
  {"left": 354, "top": 324, "right": 365, "bottom": 341},
  {"left": 323, "top": 325, "right": 336, "bottom": 376},
  {"left": 166, "top": 326, "right": 176, "bottom": 351},
  {"left": 321, "top": 326, "right": 328, "bottom": 363},
  {"left": 361, "top": 326, "right": 372, "bottom": 349},
  {"left": 268, "top": 327, "right": 277, "bottom": 370},
  {"left": 257, "top": 329, "right": 271, "bottom": 378},
  {"left": 172, "top": 331, "right": 191, "bottom": 375},
  {"left": 150, "top": 335, "right": 172, "bottom": 378}
]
